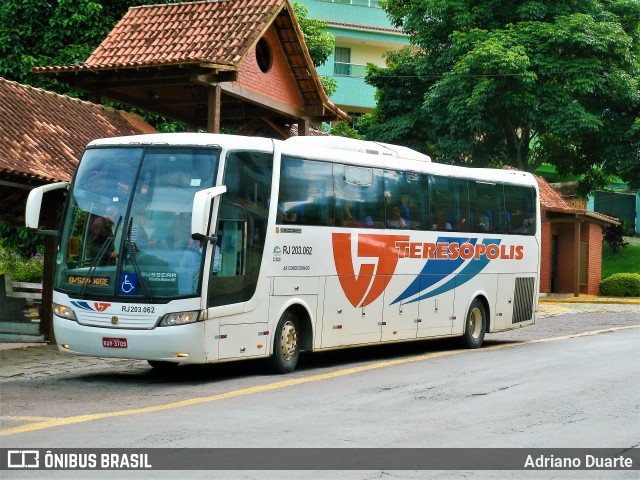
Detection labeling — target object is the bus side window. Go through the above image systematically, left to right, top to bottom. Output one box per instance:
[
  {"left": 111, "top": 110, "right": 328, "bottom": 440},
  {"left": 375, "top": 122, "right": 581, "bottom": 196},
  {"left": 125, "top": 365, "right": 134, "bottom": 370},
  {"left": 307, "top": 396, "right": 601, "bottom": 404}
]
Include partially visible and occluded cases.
[
  {"left": 277, "top": 156, "right": 334, "bottom": 227},
  {"left": 334, "top": 165, "right": 384, "bottom": 229},
  {"left": 384, "top": 170, "right": 422, "bottom": 230},
  {"left": 429, "top": 176, "right": 467, "bottom": 232},
  {"left": 469, "top": 181, "right": 504, "bottom": 234},
  {"left": 505, "top": 185, "right": 536, "bottom": 235}
]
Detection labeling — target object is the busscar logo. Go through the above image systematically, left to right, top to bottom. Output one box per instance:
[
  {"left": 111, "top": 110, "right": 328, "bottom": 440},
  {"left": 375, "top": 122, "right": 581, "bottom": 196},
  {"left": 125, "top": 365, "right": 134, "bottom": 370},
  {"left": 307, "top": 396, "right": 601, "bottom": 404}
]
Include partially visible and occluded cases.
[
  {"left": 332, "top": 233, "right": 525, "bottom": 308},
  {"left": 8, "top": 450, "right": 39, "bottom": 468}
]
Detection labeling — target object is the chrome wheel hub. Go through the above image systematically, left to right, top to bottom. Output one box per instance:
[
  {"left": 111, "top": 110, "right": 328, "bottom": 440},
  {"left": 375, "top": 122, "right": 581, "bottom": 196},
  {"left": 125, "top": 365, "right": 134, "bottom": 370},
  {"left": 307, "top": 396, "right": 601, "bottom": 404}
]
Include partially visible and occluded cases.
[
  {"left": 469, "top": 308, "right": 482, "bottom": 338},
  {"left": 280, "top": 320, "right": 297, "bottom": 360}
]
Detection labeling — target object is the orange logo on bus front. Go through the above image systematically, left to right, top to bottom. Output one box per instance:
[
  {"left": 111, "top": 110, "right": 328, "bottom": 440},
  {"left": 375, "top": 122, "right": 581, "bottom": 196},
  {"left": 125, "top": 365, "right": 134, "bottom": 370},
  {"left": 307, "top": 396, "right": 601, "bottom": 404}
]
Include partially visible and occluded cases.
[{"left": 333, "top": 233, "right": 408, "bottom": 308}]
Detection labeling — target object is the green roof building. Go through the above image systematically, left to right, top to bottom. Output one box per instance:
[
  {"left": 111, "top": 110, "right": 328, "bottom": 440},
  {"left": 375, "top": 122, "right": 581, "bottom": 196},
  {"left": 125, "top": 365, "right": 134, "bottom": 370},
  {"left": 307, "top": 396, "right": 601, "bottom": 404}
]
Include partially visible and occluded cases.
[{"left": 296, "top": 0, "right": 409, "bottom": 122}]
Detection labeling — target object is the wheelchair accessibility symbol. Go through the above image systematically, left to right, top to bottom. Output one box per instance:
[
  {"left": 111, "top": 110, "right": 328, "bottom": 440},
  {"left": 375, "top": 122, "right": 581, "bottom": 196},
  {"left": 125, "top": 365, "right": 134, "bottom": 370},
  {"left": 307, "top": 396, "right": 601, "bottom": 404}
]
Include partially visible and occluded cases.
[{"left": 119, "top": 273, "right": 138, "bottom": 295}]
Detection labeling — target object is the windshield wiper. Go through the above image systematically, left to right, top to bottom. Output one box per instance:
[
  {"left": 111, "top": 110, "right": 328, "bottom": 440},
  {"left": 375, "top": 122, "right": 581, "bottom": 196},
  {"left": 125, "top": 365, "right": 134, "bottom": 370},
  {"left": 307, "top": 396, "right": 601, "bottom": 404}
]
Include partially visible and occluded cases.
[
  {"left": 79, "top": 216, "right": 121, "bottom": 299},
  {"left": 124, "top": 217, "right": 153, "bottom": 301}
]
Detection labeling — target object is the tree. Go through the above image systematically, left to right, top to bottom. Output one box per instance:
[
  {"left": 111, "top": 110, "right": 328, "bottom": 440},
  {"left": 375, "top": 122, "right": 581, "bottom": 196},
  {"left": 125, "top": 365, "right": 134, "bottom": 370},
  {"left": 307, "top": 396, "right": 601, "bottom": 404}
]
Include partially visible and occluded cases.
[
  {"left": 0, "top": 0, "right": 186, "bottom": 131},
  {"left": 1, "top": 0, "right": 337, "bottom": 123},
  {"left": 362, "top": 0, "right": 639, "bottom": 190},
  {"left": 0, "top": 1, "right": 179, "bottom": 94},
  {"left": 292, "top": 1, "right": 335, "bottom": 68},
  {"left": 330, "top": 120, "right": 363, "bottom": 139}
]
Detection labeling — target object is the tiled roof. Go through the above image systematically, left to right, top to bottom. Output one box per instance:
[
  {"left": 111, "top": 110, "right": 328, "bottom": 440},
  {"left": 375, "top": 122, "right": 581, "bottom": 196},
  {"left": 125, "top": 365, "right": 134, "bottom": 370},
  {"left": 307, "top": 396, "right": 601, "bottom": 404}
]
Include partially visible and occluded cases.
[
  {"left": 32, "top": 0, "right": 346, "bottom": 125},
  {"left": 36, "top": 0, "right": 285, "bottom": 72},
  {"left": 0, "top": 78, "right": 155, "bottom": 183},
  {"left": 535, "top": 174, "right": 618, "bottom": 225},
  {"left": 535, "top": 175, "right": 573, "bottom": 212}
]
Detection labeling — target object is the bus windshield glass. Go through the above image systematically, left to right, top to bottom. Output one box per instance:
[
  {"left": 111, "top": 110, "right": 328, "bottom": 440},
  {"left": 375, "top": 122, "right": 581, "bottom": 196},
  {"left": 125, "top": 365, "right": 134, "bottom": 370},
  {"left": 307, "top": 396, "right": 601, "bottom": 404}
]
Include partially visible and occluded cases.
[{"left": 55, "top": 146, "right": 220, "bottom": 300}]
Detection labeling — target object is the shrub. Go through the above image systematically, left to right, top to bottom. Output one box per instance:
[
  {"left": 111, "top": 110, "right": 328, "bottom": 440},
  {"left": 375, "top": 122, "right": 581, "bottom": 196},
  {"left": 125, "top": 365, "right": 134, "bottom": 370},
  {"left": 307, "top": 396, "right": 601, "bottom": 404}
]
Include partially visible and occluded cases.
[
  {"left": 602, "top": 221, "right": 628, "bottom": 254},
  {"left": 0, "top": 222, "right": 44, "bottom": 258},
  {"left": 0, "top": 250, "right": 44, "bottom": 283},
  {"left": 600, "top": 273, "right": 640, "bottom": 297}
]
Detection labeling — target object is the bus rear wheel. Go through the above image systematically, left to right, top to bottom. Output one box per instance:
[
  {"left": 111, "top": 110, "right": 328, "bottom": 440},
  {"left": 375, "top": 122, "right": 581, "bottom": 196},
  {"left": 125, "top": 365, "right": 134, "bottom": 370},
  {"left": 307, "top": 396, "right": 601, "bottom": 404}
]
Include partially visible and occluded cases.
[
  {"left": 461, "top": 298, "right": 486, "bottom": 349},
  {"left": 269, "top": 310, "right": 300, "bottom": 374}
]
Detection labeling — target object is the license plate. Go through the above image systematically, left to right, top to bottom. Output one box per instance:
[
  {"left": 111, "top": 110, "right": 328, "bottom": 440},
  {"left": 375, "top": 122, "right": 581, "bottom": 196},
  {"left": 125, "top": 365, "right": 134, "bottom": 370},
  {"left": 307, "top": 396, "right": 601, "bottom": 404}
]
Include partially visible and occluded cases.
[{"left": 102, "top": 337, "right": 127, "bottom": 348}]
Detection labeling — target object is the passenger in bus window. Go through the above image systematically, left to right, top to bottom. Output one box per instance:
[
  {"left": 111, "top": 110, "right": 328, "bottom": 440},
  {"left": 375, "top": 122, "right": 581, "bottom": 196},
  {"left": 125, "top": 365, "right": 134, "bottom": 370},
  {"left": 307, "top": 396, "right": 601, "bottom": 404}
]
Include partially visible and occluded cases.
[
  {"left": 400, "top": 196, "right": 411, "bottom": 223},
  {"left": 340, "top": 202, "right": 354, "bottom": 226},
  {"left": 130, "top": 204, "right": 149, "bottom": 247},
  {"left": 277, "top": 205, "right": 298, "bottom": 224},
  {"left": 87, "top": 206, "right": 119, "bottom": 259},
  {"left": 388, "top": 206, "right": 406, "bottom": 229},
  {"left": 434, "top": 210, "right": 451, "bottom": 231},
  {"left": 478, "top": 211, "right": 490, "bottom": 231},
  {"left": 518, "top": 214, "right": 535, "bottom": 234}
]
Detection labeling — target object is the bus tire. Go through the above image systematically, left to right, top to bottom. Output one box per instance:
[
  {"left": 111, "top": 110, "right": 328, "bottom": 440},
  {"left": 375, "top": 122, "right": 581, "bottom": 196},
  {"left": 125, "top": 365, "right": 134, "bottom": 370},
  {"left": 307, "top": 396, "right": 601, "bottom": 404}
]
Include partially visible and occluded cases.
[
  {"left": 461, "top": 298, "right": 486, "bottom": 349},
  {"left": 270, "top": 310, "right": 300, "bottom": 374},
  {"left": 148, "top": 360, "right": 179, "bottom": 370}
]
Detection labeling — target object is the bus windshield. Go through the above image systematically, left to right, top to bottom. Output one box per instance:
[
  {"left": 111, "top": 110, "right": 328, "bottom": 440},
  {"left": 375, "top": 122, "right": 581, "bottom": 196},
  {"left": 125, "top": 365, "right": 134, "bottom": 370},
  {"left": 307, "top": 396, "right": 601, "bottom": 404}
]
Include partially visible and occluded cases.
[{"left": 55, "top": 146, "right": 220, "bottom": 301}]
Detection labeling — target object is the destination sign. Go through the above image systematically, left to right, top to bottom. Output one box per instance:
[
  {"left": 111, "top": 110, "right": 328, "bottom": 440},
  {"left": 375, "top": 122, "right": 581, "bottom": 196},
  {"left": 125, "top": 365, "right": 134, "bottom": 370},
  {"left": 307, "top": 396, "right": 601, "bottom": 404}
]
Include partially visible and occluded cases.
[{"left": 66, "top": 275, "right": 111, "bottom": 286}]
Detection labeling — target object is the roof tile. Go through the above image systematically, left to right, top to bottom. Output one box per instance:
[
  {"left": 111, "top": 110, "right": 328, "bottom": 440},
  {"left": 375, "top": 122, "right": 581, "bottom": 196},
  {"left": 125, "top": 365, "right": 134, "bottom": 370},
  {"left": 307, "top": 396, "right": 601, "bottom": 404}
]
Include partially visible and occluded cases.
[
  {"left": 47, "top": 0, "right": 285, "bottom": 70},
  {"left": 0, "top": 78, "right": 155, "bottom": 183},
  {"left": 535, "top": 175, "right": 573, "bottom": 212}
]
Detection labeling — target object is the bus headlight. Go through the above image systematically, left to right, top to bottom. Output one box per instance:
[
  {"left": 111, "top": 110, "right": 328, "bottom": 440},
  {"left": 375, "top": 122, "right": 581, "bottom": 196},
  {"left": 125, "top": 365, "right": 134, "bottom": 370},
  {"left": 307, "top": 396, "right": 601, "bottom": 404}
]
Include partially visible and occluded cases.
[
  {"left": 53, "top": 303, "right": 77, "bottom": 321},
  {"left": 159, "top": 311, "right": 201, "bottom": 327}
]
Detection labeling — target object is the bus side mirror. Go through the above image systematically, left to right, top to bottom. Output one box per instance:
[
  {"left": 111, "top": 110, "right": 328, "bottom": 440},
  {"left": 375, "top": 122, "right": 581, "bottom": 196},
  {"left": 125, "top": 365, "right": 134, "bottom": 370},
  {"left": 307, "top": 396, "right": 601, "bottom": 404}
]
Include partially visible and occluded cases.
[
  {"left": 25, "top": 182, "right": 69, "bottom": 235},
  {"left": 191, "top": 185, "right": 227, "bottom": 242}
]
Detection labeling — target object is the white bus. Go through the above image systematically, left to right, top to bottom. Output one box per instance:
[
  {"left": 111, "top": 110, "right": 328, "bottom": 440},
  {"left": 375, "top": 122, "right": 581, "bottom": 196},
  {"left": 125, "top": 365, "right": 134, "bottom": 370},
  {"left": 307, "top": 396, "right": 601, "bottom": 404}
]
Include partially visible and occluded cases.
[{"left": 27, "top": 133, "right": 540, "bottom": 373}]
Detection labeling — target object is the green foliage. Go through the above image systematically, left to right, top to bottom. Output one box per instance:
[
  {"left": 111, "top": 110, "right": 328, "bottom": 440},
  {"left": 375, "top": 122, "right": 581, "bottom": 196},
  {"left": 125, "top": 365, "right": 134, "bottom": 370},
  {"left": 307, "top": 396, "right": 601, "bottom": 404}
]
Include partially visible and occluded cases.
[
  {"left": 0, "top": 0, "right": 187, "bottom": 131},
  {"left": 1, "top": 0, "right": 336, "bottom": 132},
  {"left": 367, "top": 0, "right": 640, "bottom": 191},
  {"left": 292, "top": 1, "right": 335, "bottom": 68},
  {"left": 359, "top": 48, "right": 435, "bottom": 154},
  {"left": 320, "top": 76, "right": 338, "bottom": 98},
  {"left": 330, "top": 121, "right": 363, "bottom": 139},
  {"left": 602, "top": 221, "right": 629, "bottom": 253},
  {"left": 0, "top": 222, "right": 43, "bottom": 258},
  {"left": 602, "top": 242, "right": 640, "bottom": 279},
  {"left": 0, "top": 250, "right": 45, "bottom": 283},
  {"left": 600, "top": 273, "right": 640, "bottom": 297}
]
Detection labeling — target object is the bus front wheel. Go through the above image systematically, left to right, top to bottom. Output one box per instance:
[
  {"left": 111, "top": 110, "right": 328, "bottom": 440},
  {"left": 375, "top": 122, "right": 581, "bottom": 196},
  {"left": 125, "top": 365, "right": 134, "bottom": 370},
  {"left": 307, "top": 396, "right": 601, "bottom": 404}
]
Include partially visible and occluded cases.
[
  {"left": 461, "top": 299, "right": 486, "bottom": 349},
  {"left": 270, "top": 310, "right": 300, "bottom": 374}
]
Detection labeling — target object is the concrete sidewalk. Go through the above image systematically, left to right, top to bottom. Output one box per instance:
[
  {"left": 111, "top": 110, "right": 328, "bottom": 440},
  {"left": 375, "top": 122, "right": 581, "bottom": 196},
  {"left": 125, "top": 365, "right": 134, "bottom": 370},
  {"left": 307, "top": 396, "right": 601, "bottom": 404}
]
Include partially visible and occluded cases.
[{"left": 540, "top": 293, "right": 640, "bottom": 305}]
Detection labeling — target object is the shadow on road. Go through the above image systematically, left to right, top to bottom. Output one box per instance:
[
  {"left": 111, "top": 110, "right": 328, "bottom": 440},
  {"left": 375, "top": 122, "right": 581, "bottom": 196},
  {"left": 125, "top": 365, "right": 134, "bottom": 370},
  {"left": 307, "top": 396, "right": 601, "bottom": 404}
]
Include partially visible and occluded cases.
[{"left": 66, "top": 336, "right": 507, "bottom": 386}]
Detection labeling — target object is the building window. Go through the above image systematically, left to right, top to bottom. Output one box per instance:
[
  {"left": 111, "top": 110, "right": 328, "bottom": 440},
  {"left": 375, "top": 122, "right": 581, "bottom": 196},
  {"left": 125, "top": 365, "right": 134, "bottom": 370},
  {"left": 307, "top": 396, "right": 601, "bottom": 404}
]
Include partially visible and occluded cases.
[
  {"left": 256, "top": 38, "right": 272, "bottom": 73},
  {"left": 334, "top": 47, "right": 352, "bottom": 76}
]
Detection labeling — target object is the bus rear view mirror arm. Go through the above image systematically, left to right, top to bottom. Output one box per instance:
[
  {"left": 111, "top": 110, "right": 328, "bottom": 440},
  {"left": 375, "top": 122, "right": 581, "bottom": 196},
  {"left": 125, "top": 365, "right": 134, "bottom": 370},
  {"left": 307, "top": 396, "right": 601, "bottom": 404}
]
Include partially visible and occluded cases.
[
  {"left": 25, "top": 182, "right": 70, "bottom": 234},
  {"left": 191, "top": 185, "right": 227, "bottom": 241}
]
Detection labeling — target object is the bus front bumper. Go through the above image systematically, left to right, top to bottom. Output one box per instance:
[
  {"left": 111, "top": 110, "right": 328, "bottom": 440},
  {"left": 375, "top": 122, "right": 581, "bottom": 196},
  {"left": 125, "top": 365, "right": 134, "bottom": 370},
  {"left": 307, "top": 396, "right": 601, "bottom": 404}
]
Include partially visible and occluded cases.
[{"left": 53, "top": 316, "right": 208, "bottom": 364}]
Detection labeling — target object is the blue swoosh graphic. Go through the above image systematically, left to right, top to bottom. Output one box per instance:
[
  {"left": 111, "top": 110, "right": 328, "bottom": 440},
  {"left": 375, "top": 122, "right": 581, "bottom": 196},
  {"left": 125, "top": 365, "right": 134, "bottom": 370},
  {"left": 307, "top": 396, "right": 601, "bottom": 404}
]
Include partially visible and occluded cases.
[
  {"left": 391, "top": 237, "right": 474, "bottom": 305},
  {"left": 393, "top": 238, "right": 501, "bottom": 305},
  {"left": 406, "top": 239, "right": 501, "bottom": 304},
  {"left": 70, "top": 301, "right": 93, "bottom": 311}
]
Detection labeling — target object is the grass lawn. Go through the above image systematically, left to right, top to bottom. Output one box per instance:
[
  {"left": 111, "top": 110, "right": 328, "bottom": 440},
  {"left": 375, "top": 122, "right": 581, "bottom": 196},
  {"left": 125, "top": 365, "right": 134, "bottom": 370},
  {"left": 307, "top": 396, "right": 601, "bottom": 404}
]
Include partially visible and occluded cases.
[{"left": 601, "top": 241, "right": 640, "bottom": 280}]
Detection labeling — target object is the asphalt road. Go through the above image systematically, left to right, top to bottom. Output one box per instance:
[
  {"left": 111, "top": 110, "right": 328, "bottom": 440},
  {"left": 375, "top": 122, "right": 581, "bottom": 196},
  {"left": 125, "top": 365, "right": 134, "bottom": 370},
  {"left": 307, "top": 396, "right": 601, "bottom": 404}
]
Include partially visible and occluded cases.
[{"left": 1, "top": 308, "right": 638, "bottom": 479}]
